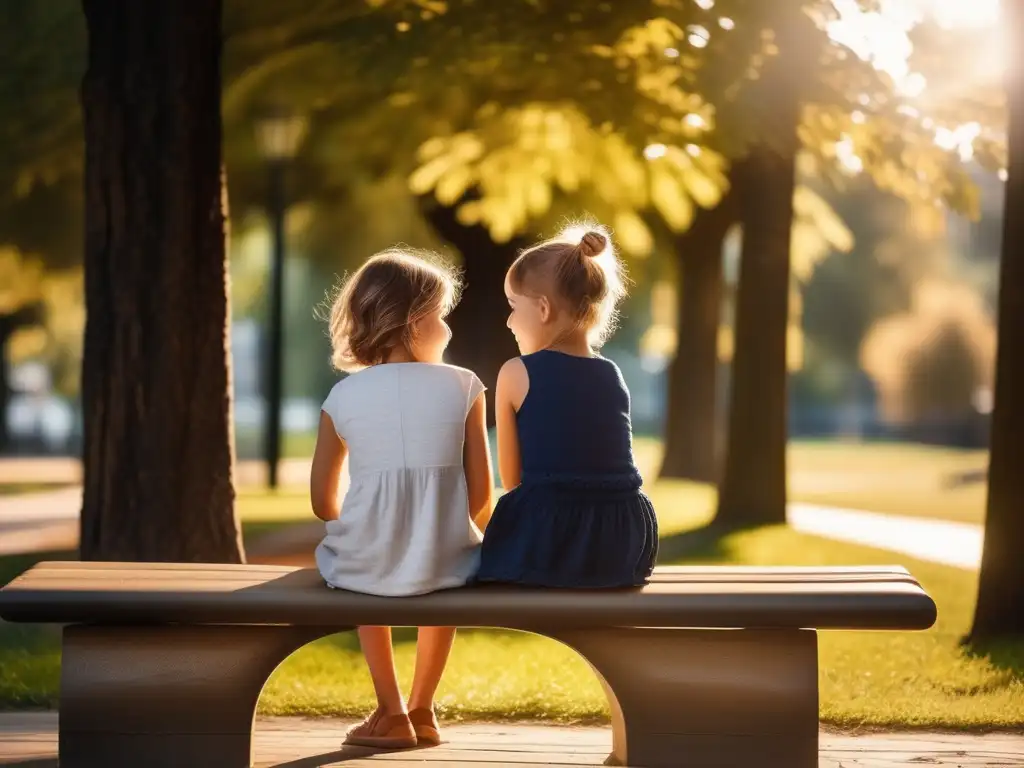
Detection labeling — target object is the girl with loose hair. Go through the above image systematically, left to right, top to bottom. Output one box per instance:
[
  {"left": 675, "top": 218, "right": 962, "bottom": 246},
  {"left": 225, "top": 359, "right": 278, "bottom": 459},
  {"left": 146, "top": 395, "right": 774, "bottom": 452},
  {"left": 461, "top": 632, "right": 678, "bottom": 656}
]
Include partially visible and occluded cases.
[
  {"left": 476, "top": 225, "right": 658, "bottom": 588},
  {"left": 311, "top": 249, "right": 493, "bottom": 750}
]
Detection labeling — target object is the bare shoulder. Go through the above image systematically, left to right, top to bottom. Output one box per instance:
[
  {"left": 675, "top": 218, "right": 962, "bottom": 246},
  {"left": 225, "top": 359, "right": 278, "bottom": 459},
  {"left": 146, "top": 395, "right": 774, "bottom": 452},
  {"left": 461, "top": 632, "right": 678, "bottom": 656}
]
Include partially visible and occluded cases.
[
  {"left": 497, "top": 358, "right": 529, "bottom": 406},
  {"left": 497, "top": 358, "right": 528, "bottom": 386}
]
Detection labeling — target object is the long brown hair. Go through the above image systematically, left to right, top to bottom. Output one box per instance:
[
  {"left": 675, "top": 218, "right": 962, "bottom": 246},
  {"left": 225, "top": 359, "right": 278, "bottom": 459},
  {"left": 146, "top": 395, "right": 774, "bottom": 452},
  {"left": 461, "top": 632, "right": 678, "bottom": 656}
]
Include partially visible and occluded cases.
[{"left": 325, "top": 249, "right": 461, "bottom": 370}]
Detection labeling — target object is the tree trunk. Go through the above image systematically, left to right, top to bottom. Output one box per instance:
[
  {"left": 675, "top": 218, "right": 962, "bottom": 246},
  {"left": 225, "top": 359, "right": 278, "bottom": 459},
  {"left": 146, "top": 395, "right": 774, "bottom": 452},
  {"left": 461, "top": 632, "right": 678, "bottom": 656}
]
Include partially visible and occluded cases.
[
  {"left": 969, "top": 0, "right": 1024, "bottom": 642},
  {"left": 79, "top": 1, "right": 243, "bottom": 563},
  {"left": 713, "top": 5, "right": 808, "bottom": 531},
  {"left": 714, "top": 151, "right": 795, "bottom": 529},
  {"left": 659, "top": 192, "right": 737, "bottom": 482},
  {"left": 420, "top": 196, "right": 525, "bottom": 424}
]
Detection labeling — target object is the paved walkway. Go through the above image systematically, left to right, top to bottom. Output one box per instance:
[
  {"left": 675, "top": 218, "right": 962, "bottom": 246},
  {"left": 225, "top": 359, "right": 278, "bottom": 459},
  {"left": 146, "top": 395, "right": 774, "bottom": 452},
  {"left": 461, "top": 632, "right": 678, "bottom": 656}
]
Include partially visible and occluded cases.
[
  {"left": 0, "top": 457, "right": 315, "bottom": 487},
  {"left": 0, "top": 458, "right": 327, "bottom": 557},
  {"left": 788, "top": 502, "right": 983, "bottom": 570},
  {"left": 1, "top": 713, "right": 1022, "bottom": 767}
]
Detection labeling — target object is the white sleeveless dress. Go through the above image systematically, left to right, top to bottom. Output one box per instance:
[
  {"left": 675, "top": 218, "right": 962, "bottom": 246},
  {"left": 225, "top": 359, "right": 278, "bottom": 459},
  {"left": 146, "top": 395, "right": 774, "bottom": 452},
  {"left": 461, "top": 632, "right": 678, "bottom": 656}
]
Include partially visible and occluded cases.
[{"left": 315, "top": 362, "right": 485, "bottom": 596}]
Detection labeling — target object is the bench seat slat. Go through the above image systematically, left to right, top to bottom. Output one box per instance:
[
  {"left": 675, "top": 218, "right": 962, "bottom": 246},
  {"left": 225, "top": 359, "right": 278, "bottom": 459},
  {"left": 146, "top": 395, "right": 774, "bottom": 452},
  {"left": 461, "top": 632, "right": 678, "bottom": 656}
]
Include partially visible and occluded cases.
[
  {"left": 29, "top": 561, "right": 913, "bottom": 573},
  {"left": 0, "top": 562, "right": 937, "bottom": 631},
  {"left": 8, "top": 568, "right": 923, "bottom": 586}
]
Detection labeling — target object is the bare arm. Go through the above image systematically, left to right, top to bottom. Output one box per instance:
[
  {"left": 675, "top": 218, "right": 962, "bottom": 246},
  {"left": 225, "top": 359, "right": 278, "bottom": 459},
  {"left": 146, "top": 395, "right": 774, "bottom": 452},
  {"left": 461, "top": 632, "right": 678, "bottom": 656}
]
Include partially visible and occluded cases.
[
  {"left": 495, "top": 359, "right": 528, "bottom": 490},
  {"left": 463, "top": 390, "right": 495, "bottom": 530},
  {"left": 310, "top": 410, "right": 347, "bottom": 521}
]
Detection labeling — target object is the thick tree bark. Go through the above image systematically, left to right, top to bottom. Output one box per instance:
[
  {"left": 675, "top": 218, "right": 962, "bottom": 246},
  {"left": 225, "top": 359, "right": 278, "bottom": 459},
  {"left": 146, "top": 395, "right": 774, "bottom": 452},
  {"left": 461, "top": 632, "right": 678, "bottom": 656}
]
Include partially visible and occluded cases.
[
  {"left": 969, "top": 0, "right": 1024, "bottom": 642},
  {"left": 79, "top": 1, "right": 243, "bottom": 562},
  {"left": 713, "top": 6, "right": 808, "bottom": 531},
  {"left": 714, "top": 150, "right": 795, "bottom": 530},
  {"left": 714, "top": 152, "right": 795, "bottom": 530},
  {"left": 659, "top": 193, "right": 737, "bottom": 482},
  {"left": 659, "top": 195, "right": 741, "bottom": 481},
  {"left": 420, "top": 196, "right": 524, "bottom": 425}
]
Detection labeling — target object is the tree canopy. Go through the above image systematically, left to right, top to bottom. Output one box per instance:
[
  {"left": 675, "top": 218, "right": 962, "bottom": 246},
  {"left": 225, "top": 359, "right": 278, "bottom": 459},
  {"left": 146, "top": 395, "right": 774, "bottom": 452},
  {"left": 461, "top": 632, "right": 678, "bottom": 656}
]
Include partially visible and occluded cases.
[{"left": 0, "top": 0, "right": 1005, "bottom": 263}]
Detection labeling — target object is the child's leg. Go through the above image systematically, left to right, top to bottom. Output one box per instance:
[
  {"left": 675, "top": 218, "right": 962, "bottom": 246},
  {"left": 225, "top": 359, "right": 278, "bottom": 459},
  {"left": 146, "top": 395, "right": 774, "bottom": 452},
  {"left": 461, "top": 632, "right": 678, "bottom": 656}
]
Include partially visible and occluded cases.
[
  {"left": 357, "top": 626, "right": 406, "bottom": 714},
  {"left": 408, "top": 626, "right": 457, "bottom": 711}
]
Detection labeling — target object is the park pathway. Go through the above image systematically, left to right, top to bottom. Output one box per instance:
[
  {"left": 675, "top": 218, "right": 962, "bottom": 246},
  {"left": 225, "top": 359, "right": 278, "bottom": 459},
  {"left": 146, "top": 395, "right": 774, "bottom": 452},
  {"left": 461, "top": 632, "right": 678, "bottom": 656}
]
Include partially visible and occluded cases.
[
  {"left": 0, "top": 458, "right": 323, "bottom": 556},
  {"left": 788, "top": 501, "right": 982, "bottom": 570},
  {"left": 1, "top": 713, "right": 1022, "bottom": 767}
]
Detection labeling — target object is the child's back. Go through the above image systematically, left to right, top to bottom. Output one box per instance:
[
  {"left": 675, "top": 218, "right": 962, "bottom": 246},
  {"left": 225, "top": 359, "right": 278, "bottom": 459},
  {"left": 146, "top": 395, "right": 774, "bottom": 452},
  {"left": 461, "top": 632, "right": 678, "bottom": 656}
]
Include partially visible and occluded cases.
[
  {"left": 478, "top": 350, "right": 657, "bottom": 588},
  {"left": 514, "top": 350, "right": 637, "bottom": 478},
  {"left": 316, "top": 362, "right": 484, "bottom": 597}
]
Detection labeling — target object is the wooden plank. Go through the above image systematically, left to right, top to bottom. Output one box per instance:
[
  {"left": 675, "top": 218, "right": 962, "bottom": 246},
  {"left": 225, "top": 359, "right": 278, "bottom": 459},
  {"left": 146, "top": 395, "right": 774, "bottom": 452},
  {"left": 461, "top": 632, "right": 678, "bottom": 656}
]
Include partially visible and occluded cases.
[
  {"left": 23, "top": 561, "right": 916, "bottom": 579},
  {"left": 1, "top": 562, "right": 937, "bottom": 632},
  {"left": 6, "top": 564, "right": 925, "bottom": 592},
  {"left": 2, "top": 570, "right": 930, "bottom": 597},
  {"left": 4, "top": 573, "right": 927, "bottom": 595},
  {"left": 3, "top": 714, "right": 1023, "bottom": 768},
  {"left": 253, "top": 721, "right": 609, "bottom": 766}
]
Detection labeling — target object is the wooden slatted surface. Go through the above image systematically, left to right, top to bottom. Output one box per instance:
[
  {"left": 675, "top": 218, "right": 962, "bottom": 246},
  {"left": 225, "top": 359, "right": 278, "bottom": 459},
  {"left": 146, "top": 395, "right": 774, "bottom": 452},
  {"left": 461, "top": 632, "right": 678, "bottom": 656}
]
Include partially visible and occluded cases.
[
  {"left": 0, "top": 562, "right": 936, "bottom": 631},
  {"left": 2, "top": 714, "right": 1022, "bottom": 767}
]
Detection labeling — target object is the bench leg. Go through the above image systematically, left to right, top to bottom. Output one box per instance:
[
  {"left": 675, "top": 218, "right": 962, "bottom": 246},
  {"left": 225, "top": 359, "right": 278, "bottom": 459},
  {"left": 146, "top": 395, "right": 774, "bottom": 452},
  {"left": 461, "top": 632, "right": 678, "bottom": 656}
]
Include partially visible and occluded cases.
[
  {"left": 58, "top": 623, "right": 336, "bottom": 768},
  {"left": 551, "top": 628, "right": 818, "bottom": 768}
]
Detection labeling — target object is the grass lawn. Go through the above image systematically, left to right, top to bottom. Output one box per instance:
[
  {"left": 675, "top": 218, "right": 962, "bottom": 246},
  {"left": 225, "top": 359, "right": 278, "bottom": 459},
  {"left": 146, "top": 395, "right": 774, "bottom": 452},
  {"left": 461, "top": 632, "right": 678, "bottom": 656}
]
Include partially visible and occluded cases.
[
  {"left": 235, "top": 430, "right": 319, "bottom": 461},
  {"left": 633, "top": 438, "right": 989, "bottom": 526},
  {"left": 786, "top": 441, "right": 989, "bottom": 526},
  {"left": 0, "top": 482, "right": 75, "bottom": 496},
  {"left": 1, "top": 482, "right": 1021, "bottom": 729}
]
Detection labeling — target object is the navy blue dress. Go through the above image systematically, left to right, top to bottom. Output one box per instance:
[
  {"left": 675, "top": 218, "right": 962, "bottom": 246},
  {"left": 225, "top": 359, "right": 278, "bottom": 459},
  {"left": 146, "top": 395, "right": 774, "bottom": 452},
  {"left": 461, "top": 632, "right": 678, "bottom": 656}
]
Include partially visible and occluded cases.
[{"left": 476, "top": 350, "right": 658, "bottom": 588}]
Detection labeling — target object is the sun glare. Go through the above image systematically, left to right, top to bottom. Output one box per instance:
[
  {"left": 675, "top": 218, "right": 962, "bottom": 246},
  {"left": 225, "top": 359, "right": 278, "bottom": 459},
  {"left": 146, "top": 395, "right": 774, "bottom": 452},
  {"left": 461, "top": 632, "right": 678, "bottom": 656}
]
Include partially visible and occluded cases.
[
  {"left": 822, "top": 0, "right": 1004, "bottom": 178},
  {"left": 827, "top": 0, "right": 1002, "bottom": 93},
  {"left": 915, "top": 0, "right": 1000, "bottom": 29}
]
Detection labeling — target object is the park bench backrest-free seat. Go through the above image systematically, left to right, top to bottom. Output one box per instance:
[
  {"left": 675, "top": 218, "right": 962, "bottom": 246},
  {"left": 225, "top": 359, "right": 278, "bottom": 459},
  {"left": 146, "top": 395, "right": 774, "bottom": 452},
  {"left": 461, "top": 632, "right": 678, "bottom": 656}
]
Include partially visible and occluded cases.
[{"left": 0, "top": 561, "right": 937, "bottom": 768}]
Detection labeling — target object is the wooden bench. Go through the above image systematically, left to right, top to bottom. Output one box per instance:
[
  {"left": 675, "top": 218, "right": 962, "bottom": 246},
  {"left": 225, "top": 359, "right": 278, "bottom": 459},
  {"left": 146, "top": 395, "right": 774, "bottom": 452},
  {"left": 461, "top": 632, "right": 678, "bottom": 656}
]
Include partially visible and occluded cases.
[{"left": 0, "top": 561, "right": 937, "bottom": 768}]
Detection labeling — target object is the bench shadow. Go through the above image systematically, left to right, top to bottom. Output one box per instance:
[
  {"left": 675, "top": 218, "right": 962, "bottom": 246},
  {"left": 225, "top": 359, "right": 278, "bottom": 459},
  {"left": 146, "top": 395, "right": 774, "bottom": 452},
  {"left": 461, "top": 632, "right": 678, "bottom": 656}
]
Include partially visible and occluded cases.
[
  {"left": 942, "top": 467, "right": 988, "bottom": 489},
  {"left": 655, "top": 522, "right": 732, "bottom": 565},
  {"left": 307, "top": 625, "right": 419, "bottom": 652},
  {"left": 270, "top": 743, "right": 432, "bottom": 767},
  {"left": 1, "top": 760, "right": 58, "bottom": 767}
]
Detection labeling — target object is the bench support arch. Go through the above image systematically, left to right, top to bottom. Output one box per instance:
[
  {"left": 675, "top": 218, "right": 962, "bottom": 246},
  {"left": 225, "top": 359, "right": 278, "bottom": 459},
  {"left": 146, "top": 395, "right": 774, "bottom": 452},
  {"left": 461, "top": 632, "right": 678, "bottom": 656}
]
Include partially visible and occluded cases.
[
  {"left": 58, "top": 624, "right": 818, "bottom": 768},
  {"left": 59, "top": 624, "right": 333, "bottom": 768},
  {"left": 550, "top": 627, "right": 818, "bottom": 768}
]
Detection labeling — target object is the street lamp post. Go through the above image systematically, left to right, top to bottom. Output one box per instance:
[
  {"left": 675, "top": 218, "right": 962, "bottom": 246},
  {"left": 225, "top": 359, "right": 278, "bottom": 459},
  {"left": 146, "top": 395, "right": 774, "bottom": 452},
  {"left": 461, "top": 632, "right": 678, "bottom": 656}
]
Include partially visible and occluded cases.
[{"left": 255, "top": 109, "right": 306, "bottom": 489}]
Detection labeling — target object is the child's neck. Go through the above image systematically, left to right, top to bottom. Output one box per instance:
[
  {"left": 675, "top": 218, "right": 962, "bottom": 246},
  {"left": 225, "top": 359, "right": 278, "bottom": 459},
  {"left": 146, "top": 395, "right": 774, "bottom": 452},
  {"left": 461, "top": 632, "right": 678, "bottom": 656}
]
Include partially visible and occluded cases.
[
  {"left": 544, "top": 332, "right": 593, "bottom": 358},
  {"left": 384, "top": 347, "right": 419, "bottom": 364}
]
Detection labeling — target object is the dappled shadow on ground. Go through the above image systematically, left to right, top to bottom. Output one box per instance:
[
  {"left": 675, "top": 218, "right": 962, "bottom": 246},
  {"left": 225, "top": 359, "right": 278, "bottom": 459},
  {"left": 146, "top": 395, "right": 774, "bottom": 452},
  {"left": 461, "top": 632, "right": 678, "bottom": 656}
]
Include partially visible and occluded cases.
[
  {"left": 943, "top": 468, "right": 989, "bottom": 489},
  {"left": 961, "top": 636, "right": 1024, "bottom": 687},
  {"left": 272, "top": 743, "right": 432, "bottom": 766}
]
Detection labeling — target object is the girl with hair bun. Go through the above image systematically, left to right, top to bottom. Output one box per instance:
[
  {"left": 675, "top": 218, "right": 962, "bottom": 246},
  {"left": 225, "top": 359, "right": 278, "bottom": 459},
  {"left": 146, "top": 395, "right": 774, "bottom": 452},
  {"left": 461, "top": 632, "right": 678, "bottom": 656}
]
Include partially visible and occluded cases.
[{"left": 476, "top": 225, "right": 658, "bottom": 588}]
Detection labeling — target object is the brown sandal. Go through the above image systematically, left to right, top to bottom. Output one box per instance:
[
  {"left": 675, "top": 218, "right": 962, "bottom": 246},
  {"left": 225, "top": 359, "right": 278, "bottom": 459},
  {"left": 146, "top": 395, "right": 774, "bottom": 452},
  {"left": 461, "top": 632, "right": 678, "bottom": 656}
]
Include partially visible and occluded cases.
[
  {"left": 409, "top": 707, "right": 441, "bottom": 746},
  {"left": 344, "top": 708, "right": 417, "bottom": 749}
]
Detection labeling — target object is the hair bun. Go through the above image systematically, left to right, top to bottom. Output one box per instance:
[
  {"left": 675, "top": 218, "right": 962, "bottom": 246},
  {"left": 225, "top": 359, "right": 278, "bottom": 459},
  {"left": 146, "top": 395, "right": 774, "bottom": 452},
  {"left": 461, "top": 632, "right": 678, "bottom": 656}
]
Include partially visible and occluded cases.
[{"left": 578, "top": 231, "right": 607, "bottom": 259}]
